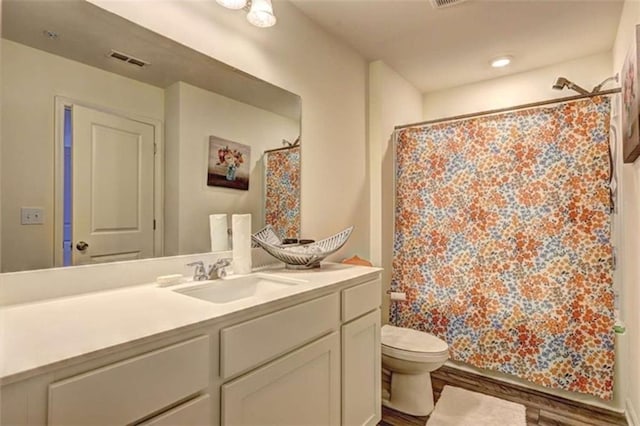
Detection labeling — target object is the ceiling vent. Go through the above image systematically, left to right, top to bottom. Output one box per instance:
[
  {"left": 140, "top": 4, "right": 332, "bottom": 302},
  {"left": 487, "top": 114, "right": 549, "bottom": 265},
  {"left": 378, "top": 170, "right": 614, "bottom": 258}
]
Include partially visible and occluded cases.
[
  {"left": 430, "top": 0, "right": 468, "bottom": 9},
  {"left": 107, "top": 49, "right": 150, "bottom": 68}
]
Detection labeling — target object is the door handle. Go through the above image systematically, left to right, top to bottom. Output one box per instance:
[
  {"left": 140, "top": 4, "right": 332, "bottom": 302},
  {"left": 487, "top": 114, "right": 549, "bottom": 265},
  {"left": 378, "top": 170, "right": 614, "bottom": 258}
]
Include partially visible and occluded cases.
[{"left": 76, "top": 241, "right": 89, "bottom": 251}]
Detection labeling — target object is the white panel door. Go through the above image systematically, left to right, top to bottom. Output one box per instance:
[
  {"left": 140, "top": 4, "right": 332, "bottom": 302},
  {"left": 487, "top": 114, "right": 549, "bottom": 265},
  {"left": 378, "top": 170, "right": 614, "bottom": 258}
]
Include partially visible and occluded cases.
[
  {"left": 72, "top": 105, "right": 155, "bottom": 265},
  {"left": 342, "top": 309, "right": 381, "bottom": 426},
  {"left": 222, "top": 332, "right": 341, "bottom": 426}
]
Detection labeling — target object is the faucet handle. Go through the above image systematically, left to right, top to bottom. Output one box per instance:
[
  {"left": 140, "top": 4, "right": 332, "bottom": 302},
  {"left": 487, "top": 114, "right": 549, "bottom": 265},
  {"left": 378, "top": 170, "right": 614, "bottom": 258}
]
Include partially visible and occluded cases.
[
  {"left": 207, "top": 258, "right": 232, "bottom": 279},
  {"left": 214, "top": 258, "right": 232, "bottom": 267},
  {"left": 187, "top": 261, "right": 207, "bottom": 281},
  {"left": 187, "top": 261, "right": 205, "bottom": 270}
]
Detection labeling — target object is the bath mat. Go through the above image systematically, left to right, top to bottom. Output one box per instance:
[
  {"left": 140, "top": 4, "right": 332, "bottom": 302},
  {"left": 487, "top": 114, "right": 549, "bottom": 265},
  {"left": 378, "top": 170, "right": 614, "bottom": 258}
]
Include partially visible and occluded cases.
[{"left": 427, "top": 386, "right": 526, "bottom": 426}]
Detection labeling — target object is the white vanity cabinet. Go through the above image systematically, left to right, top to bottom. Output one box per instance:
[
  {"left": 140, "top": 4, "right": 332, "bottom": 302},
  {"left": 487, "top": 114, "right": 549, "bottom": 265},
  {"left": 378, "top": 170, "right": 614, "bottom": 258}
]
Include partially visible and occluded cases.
[
  {"left": 1, "top": 270, "right": 382, "bottom": 426},
  {"left": 219, "top": 278, "right": 382, "bottom": 426}
]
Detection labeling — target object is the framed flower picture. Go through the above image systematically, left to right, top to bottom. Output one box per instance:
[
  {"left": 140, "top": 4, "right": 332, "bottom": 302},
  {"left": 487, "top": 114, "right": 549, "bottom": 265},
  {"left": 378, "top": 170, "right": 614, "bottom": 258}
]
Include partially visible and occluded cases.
[
  {"left": 622, "top": 25, "right": 640, "bottom": 163},
  {"left": 207, "top": 136, "right": 251, "bottom": 190}
]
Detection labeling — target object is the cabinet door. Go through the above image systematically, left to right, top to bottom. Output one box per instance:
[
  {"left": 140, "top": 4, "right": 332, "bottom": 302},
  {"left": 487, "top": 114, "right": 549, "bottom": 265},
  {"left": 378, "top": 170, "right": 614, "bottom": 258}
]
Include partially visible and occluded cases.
[
  {"left": 342, "top": 309, "right": 381, "bottom": 426},
  {"left": 222, "top": 332, "right": 340, "bottom": 426}
]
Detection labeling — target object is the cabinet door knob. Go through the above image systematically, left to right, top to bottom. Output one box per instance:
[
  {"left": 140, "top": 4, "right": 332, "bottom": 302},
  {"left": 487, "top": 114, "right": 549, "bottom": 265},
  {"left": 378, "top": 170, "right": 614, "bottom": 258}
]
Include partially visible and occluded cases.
[{"left": 76, "top": 241, "right": 89, "bottom": 251}]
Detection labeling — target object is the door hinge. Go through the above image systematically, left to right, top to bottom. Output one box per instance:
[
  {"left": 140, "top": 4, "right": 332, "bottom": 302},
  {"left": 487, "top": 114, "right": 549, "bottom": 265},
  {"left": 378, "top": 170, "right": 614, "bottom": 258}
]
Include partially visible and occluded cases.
[
  {"left": 153, "top": 143, "right": 157, "bottom": 155},
  {"left": 153, "top": 219, "right": 156, "bottom": 230}
]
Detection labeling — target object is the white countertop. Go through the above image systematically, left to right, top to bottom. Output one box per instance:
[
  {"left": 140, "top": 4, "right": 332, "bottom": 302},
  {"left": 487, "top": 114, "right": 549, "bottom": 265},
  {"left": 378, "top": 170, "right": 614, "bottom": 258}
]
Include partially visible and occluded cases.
[{"left": 0, "top": 263, "right": 381, "bottom": 385}]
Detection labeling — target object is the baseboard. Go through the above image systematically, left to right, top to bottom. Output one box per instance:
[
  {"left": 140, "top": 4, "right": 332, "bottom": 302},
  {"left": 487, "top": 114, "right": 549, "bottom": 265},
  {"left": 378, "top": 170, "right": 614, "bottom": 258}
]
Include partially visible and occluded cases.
[{"left": 627, "top": 398, "right": 639, "bottom": 426}]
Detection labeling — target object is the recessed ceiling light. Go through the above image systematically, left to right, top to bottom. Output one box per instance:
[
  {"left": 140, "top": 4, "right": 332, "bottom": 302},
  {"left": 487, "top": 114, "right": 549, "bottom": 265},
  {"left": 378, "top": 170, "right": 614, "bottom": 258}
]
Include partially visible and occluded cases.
[{"left": 491, "top": 56, "right": 512, "bottom": 68}]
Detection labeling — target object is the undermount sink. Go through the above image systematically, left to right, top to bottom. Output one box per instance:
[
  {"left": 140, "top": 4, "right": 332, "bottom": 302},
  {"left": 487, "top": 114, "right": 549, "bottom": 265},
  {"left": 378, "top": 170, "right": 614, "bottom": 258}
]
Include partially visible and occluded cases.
[{"left": 174, "top": 273, "right": 308, "bottom": 304}]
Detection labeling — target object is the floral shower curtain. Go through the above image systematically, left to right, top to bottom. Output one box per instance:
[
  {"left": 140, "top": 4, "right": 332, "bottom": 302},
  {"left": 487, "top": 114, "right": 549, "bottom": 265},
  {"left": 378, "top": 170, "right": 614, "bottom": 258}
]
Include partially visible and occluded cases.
[
  {"left": 391, "top": 97, "right": 615, "bottom": 399},
  {"left": 264, "top": 146, "right": 301, "bottom": 240}
]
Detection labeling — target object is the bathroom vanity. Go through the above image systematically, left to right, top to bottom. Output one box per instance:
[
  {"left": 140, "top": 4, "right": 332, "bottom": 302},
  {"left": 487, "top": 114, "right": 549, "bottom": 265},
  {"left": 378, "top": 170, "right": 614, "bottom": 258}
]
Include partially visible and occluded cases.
[{"left": 1, "top": 263, "right": 381, "bottom": 426}]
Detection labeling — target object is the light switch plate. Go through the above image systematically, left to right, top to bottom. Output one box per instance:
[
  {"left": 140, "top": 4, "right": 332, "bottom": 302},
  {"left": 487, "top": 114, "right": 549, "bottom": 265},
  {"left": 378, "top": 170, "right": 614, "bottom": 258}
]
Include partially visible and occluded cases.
[{"left": 21, "top": 207, "right": 44, "bottom": 225}]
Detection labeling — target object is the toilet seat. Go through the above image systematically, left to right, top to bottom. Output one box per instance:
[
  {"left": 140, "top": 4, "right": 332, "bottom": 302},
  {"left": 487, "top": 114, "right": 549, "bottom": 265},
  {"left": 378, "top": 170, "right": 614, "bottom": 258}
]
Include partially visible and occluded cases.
[{"left": 381, "top": 325, "right": 449, "bottom": 363}]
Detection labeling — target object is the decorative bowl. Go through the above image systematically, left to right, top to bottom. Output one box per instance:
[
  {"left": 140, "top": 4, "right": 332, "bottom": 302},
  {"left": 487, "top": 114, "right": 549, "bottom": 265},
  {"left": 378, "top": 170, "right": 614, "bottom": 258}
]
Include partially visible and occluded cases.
[{"left": 251, "top": 225, "right": 354, "bottom": 269}]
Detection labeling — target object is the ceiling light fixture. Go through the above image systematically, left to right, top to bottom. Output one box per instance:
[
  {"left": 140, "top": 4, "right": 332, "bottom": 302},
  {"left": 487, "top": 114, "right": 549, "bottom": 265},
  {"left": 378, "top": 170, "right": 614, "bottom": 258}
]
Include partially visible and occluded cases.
[
  {"left": 216, "top": 0, "right": 276, "bottom": 28},
  {"left": 216, "top": 0, "right": 247, "bottom": 10},
  {"left": 247, "top": 0, "right": 276, "bottom": 28},
  {"left": 491, "top": 56, "right": 512, "bottom": 68}
]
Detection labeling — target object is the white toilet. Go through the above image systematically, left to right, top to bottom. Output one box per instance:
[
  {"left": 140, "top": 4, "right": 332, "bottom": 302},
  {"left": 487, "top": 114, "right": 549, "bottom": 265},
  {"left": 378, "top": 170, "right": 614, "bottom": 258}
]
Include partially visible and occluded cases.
[{"left": 381, "top": 325, "right": 449, "bottom": 416}]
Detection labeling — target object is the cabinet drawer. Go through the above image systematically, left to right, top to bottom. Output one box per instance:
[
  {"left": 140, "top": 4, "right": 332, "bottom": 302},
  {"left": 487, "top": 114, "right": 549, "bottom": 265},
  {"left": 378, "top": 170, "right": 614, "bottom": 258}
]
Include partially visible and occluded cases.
[
  {"left": 342, "top": 279, "right": 381, "bottom": 322},
  {"left": 221, "top": 293, "right": 339, "bottom": 379},
  {"left": 48, "top": 336, "right": 210, "bottom": 426},
  {"left": 137, "top": 394, "right": 211, "bottom": 426}
]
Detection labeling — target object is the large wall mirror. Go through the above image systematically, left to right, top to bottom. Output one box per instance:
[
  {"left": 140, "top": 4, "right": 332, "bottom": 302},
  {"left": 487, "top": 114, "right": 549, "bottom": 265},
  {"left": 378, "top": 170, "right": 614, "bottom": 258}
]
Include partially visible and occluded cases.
[{"left": 1, "top": 0, "right": 302, "bottom": 272}]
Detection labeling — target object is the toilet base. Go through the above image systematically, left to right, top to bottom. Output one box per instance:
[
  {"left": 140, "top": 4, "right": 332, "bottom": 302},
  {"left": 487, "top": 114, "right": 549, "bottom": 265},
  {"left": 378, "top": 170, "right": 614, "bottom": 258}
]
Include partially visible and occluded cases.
[{"left": 382, "top": 371, "right": 435, "bottom": 416}]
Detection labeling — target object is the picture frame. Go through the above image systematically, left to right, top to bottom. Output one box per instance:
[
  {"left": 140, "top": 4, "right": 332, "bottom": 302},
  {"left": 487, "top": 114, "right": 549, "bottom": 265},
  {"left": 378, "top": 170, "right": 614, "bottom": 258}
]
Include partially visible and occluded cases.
[
  {"left": 622, "top": 25, "right": 640, "bottom": 163},
  {"left": 207, "top": 136, "right": 251, "bottom": 190}
]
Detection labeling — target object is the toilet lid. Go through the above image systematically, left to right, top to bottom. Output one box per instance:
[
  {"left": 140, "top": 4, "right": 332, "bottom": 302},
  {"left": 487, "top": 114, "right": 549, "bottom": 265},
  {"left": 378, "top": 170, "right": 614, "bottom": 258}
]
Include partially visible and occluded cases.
[{"left": 381, "top": 325, "right": 448, "bottom": 354}]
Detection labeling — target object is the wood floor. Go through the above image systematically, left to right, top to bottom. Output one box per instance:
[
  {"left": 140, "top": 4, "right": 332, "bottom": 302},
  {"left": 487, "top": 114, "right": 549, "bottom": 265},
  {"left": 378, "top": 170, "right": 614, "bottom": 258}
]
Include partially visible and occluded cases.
[{"left": 378, "top": 366, "right": 627, "bottom": 426}]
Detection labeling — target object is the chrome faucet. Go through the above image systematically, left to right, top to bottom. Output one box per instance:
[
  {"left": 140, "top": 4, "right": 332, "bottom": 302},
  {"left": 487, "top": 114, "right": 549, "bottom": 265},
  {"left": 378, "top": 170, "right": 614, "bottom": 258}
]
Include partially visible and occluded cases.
[
  {"left": 187, "top": 258, "right": 232, "bottom": 281},
  {"left": 208, "top": 258, "right": 232, "bottom": 279},
  {"left": 187, "top": 261, "right": 208, "bottom": 281}
]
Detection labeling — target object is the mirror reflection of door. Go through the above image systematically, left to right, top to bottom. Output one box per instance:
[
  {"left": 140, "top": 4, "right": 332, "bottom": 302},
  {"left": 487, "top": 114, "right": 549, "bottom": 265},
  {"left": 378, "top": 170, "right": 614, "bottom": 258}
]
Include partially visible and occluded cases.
[{"left": 56, "top": 102, "right": 159, "bottom": 266}]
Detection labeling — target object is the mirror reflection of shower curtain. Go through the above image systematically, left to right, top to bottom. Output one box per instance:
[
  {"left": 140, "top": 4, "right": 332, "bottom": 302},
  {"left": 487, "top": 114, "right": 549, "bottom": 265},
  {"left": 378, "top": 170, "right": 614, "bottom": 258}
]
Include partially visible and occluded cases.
[
  {"left": 391, "top": 96, "right": 615, "bottom": 400},
  {"left": 263, "top": 146, "right": 301, "bottom": 240}
]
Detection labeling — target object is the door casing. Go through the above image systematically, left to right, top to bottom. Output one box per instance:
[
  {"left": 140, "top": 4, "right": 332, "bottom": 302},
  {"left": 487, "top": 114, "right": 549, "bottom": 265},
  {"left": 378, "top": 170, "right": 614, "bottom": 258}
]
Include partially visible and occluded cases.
[{"left": 53, "top": 96, "right": 164, "bottom": 267}]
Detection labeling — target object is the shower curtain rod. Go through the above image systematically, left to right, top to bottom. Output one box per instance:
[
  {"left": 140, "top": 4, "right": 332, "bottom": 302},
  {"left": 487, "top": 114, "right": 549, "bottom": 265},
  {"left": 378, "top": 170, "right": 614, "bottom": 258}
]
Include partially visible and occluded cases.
[
  {"left": 394, "top": 88, "right": 621, "bottom": 130},
  {"left": 264, "top": 144, "right": 300, "bottom": 154}
]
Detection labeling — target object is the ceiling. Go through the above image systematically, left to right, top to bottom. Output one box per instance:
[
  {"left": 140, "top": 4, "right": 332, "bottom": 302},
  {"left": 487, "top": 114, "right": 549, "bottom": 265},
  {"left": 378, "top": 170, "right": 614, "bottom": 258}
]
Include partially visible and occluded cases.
[{"left": 288, "top": 0, "right": 625, "bottom": 93}]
